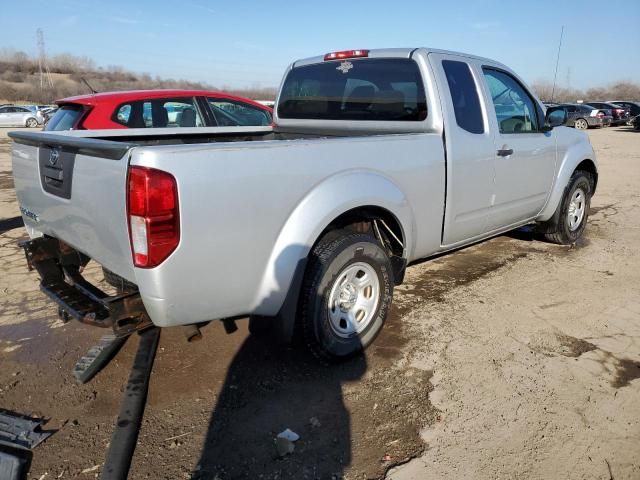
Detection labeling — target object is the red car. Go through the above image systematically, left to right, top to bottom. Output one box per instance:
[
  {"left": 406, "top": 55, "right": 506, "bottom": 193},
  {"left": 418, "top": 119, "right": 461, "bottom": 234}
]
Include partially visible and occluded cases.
[{"left": 45, "top": 89, "right": 273, "bottom": 131}]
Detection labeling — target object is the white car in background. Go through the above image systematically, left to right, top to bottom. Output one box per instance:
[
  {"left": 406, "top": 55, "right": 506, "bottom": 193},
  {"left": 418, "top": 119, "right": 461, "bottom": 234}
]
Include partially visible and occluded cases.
[{"left": 0, "top": 105, "right": 42, "bottom": 127}]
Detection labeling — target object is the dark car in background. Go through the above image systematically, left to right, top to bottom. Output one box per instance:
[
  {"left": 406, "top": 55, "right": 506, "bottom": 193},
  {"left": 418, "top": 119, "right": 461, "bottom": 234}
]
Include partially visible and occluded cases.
[
  {"left": 45, "top": 89, "right": 273, "bottom": 131},
  {"left": 607, "top": 100, "right": 640, "bottom": 120},
  {"left": 585, "top": 101, "right": 630, "bottom": 126},
  {"left": 547, "top": 103, "right": 610, "bottom": 129}
]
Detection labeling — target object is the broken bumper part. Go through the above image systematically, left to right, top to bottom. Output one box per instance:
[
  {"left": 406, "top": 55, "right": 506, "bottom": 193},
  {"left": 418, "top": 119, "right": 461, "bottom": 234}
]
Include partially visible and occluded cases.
[{"left": 19, "top": 236, "right": 151, "bottom": 336}]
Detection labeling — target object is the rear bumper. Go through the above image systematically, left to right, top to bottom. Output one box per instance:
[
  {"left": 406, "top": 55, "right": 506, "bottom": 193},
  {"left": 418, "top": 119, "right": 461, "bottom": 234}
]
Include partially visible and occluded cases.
[
  {"left": 611, "top": 117, "right": 629, "bottom": 125},
  {"left": 20, "top": 236, "right": 151, "bottom": 336}
]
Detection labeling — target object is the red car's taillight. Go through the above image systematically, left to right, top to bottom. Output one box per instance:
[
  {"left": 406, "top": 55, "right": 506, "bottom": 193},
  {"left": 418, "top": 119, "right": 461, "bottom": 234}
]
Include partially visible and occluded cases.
[{"left": 127, "top": 166, "right": 179, "bottom": 268}]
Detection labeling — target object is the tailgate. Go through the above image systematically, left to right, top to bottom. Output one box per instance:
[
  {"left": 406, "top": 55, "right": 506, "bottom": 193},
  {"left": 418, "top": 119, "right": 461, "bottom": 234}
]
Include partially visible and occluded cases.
[{"left": 9, "top": 131, "right": 138, "bottom": 281}]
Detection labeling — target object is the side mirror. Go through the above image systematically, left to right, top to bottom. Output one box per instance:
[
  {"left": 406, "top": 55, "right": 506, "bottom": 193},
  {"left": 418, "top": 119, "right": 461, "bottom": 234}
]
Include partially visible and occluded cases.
[{"left": 543, "top": 107, "right": 567, "bottom": 131}]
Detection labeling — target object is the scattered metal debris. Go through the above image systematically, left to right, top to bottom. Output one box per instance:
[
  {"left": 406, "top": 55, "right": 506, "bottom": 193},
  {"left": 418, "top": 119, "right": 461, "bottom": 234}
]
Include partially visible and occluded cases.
[
  {"left": 100, "top": 328, "right": 160, "bottom": 480},
  {"left": 73, "top": 334, "right": 128, "bottom": 384},
  {"left": 0, "top": 410, "right": 54, "bottom": 450},
  {"left": 0, "top": 410, "right": 54, "bottom": 480},
  {"left": 277, "top": 428, "right": 299, "bottom": 442},
  {"left": 275, "top": 429, "right": 300, "bottom": 457},
  {"left": 80, "top": 465, "right": 100, "bottom": 474}
]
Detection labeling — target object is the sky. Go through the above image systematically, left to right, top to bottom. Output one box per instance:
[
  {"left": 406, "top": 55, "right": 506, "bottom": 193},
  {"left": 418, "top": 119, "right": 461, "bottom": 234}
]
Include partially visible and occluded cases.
[{"left": 1, "top": 0, "right": 639, "bottom": 90}]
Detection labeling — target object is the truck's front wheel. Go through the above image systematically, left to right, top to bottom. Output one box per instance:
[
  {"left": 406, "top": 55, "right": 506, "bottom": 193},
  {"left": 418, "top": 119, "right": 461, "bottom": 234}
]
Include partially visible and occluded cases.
[
  {"left": 538, "top": 170, "right": 592, "bottom": 245},
  {"left": 299, "top": 231, "right": 394, "bottom": 361}
]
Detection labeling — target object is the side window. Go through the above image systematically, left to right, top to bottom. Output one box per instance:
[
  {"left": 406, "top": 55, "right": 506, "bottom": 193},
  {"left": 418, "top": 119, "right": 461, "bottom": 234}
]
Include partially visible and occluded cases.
[
  {"left": 442, "top": 60, "right": 484, "bottom": 134},
  {"left": 482, "top": 68, "right": 539, "bottom": 133},
  {"left": 113, "top": 97, "right": 204, "bottom": 128},
  {"left": 206, "top": 98, "right": 271, "bottom": 126},
  {"left": 115, "top": 104, "right": 132, "bottom": 124},
  {"left": 566, "top": 105, "right": 576, "bottom": 112}
]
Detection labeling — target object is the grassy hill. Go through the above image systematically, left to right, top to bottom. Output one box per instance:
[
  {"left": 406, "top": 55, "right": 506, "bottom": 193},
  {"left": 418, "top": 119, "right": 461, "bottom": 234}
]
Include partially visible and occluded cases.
[{"left": 0, "top": 50, "right": 277, "bottom": 104}]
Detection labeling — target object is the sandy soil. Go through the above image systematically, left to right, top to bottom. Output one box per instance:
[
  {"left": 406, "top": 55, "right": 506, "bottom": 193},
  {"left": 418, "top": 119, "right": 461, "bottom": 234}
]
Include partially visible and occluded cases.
[{"left": 0, "top": 126, "right": 638, "bottom": 479}]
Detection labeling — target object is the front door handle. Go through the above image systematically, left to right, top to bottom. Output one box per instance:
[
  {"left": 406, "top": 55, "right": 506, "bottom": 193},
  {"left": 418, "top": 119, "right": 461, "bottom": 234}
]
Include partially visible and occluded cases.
[{"left": 497, "top": 148, "right": 514, "bottom": 157}]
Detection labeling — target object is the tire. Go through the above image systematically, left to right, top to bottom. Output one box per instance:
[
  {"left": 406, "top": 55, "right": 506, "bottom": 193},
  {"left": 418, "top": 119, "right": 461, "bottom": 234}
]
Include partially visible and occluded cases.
[
  {"left": 26, "top": 117, "right": 38, "bottom": 128},
  {"left": 574, "top": 118, "right": 588, "bottom": 130},
  {"left": 538, "top": 170, "right": 592, "bottom": 245},
  {"left": 299, "top": 230, "right": 394, "bottom": 361}
]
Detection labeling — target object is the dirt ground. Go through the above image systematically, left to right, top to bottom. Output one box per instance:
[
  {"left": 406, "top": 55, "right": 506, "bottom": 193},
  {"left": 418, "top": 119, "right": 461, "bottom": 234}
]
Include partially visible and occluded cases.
[{"left": 0, "top": 126, "right": 638, "bottom": 480}]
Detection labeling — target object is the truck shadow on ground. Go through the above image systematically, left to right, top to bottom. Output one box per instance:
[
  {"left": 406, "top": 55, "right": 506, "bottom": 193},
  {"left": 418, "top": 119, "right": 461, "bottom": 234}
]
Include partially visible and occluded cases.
[
  {"left": 194, "top": 244, "right": 366, "bottom": 479},
  {"left": 194, "top": 336, "right": 365, "bottom": 479}
]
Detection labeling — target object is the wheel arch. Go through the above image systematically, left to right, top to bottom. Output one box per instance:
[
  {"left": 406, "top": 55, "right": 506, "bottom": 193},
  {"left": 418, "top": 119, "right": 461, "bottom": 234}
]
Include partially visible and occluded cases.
[
  {"left": 538, "top": 156, "right": 598, "bottom": 222},
  {"left": 576, "top": 158, "right": 598, "bottom": 194},
  {"left": 251, "top": 170, "right": 415, "bottom": 342}
]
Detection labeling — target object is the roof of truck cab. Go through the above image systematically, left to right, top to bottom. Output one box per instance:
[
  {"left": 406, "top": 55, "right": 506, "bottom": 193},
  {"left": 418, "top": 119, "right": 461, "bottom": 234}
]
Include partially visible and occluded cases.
[
  {"left": 292, "top": 47, "right": 508, "bottom": 69},
  {"left": 55, "top": 89, "right": 270, "bottom": 110}
]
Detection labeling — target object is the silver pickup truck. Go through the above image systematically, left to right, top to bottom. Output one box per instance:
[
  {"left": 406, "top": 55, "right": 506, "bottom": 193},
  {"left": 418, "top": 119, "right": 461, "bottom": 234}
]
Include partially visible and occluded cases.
[{"left": 10, "top": 48, "right": 597, "bottom": 360}]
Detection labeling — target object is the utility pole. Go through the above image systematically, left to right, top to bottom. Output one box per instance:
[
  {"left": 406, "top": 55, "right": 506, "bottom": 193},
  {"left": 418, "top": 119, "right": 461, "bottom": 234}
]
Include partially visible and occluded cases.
[
  {"left": 550, "top": 25, "right": 564, "bottom": 102},
  {"left": 37, "top": 28, "right": 53, "bottom": 90}
]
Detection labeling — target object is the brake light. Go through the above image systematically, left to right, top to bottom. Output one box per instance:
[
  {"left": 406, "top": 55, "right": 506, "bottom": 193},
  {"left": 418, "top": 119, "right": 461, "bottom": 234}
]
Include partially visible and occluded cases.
[
  {"left": 324, "top": 49, "right": 369, "bottom": 61},
  {"left": 615, "top": 108, "right": 624, "bottom": 114},
  {"left": 597, "top": 112, "right": 605, "bottom": 118},
  {"left": 127, "top": 166, "right": 179, "bottom": 268}
]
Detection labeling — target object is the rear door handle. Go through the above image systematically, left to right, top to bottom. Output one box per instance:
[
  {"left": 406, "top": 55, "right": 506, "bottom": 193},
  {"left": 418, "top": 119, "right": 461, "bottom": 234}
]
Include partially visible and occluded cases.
[{"left": 497, "top": 148, "right": 513, "bottom": 157}]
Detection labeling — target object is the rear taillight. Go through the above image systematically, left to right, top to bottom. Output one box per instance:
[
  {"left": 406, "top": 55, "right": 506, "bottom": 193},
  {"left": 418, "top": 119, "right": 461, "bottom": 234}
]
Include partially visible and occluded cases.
[
  {"left": 324, "top": 49, "right": 369, "bottom": 61},
  {"left": 597, "top": 112, "right": 605, "bottom": 118},
  {"left": 127, "top": 166, "right": 179, "bottom": 268}
]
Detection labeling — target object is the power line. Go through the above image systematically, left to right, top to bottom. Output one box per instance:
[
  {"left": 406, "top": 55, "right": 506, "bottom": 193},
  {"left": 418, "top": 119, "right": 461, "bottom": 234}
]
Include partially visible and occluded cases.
[
  {"left": 550, "top": 25, "right": 564, "bottom": 102},
  {"left": 37, "top": 28, "right": 53, "bottom": 90}
]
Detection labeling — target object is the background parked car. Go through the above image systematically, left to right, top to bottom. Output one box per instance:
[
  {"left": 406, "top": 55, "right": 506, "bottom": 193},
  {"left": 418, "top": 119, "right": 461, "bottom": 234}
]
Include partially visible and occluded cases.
[
  {"left": 45, "top": 89, "right": 273, "bottom": 131},
  {"left": 607, "top": 100, "right": 640, "bottom": 120},
  {"left": 585, "top": 101, "right": 630, "bottom": 125},
  {"left": 547, "top": 103, "right": 610, "bottom": 129},
  {"left": 0, "top": 105, "right": 42, "bottom": 127},
  {"left": 21, "top": 105, "right": 49, "bottom": 125},
  {"left": 633, "top": 114, "right": 640, "bottom": 131}
]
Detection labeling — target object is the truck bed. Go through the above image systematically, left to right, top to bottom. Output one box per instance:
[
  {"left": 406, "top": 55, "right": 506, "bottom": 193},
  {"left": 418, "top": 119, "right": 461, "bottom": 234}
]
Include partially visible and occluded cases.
[{"left": 10, "top": 126, "right": 445, "bottom": 326}]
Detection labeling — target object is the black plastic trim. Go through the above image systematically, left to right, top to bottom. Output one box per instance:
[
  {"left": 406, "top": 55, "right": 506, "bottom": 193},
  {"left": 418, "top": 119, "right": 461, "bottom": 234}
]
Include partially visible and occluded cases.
[{"left": 8, "top": 131, "right": 137, "bottom": 160}]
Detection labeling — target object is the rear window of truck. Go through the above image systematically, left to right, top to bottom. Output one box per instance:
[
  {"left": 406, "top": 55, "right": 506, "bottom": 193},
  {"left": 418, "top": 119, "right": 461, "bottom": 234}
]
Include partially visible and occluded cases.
[{"left": 278, "top": 58, "right": 427, "bottom": 121}]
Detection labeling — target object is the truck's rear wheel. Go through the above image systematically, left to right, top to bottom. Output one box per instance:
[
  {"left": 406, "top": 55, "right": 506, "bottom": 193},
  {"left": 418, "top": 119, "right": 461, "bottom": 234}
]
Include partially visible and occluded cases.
[
  {"left": 538, "top": 170, "right": 592, "bottom": 245},
  {"left": 299, "top": 231, "right": 393, "bottom": 361}
]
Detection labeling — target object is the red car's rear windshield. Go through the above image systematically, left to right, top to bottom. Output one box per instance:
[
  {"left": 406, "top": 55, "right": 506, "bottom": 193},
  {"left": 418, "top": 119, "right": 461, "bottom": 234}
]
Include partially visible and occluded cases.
[{"left": 45, "top": 104, "right": 84, "bottom": 131}]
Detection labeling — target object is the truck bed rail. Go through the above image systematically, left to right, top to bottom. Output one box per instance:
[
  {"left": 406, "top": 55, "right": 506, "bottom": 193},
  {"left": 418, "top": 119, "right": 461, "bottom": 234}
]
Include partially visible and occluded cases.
[{"left": 8, "top": 131, "right": 138, "bottom": 160}]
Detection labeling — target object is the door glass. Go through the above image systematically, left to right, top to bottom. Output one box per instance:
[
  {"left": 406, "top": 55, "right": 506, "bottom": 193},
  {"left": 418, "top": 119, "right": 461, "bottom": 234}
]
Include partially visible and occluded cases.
[
  {"left": 442, "top": 60, "right": 484, "bottom": 134},
  {"left": 482, "top": 68, "right": 539, "bottom": 133},
  {"left": 113, "top": 97, "right": 204, "bottom": 128},
  {"left": 206, "top": 98, "right": 271, "bottom": 126}
]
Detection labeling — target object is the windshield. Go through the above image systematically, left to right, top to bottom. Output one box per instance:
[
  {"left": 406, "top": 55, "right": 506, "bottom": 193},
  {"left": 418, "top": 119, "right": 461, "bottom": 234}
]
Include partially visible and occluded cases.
[
  {"left": 278, "top": 58, "right": 427, "bottom": 121},
  {"left": 45, "top": 104, "right": 85, "bottom": 131}
]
